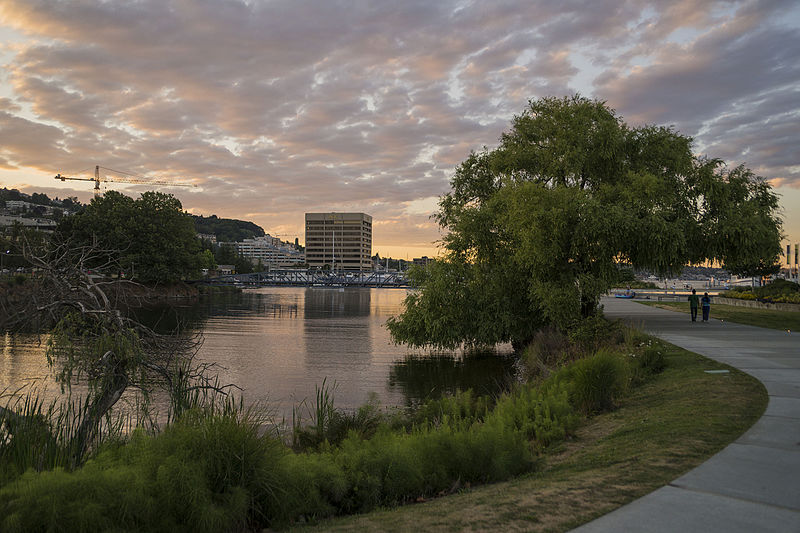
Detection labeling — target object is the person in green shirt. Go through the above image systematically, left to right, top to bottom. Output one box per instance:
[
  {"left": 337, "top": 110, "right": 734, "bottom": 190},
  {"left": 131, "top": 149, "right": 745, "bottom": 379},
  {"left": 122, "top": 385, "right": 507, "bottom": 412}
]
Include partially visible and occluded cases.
[{"left": 688, "top": 288, "right": 700, "bottom": 322}]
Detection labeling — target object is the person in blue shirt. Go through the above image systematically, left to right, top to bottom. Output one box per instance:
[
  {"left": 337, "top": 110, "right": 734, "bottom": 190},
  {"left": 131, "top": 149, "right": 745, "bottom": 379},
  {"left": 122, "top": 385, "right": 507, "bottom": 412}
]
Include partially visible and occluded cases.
[{"left": 701, "top": 292, "right": 711, "bottom": 322}]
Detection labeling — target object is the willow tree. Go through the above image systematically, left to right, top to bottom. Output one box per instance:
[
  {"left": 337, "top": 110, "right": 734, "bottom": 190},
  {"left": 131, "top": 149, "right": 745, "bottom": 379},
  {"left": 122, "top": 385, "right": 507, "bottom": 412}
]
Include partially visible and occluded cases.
[{"left": 388, "top": 95, "right": 782, "bottom": 349}]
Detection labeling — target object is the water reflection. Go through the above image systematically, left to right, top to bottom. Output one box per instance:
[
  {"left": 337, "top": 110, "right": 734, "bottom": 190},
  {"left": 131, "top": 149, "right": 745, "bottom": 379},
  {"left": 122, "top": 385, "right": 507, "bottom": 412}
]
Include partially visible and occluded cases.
[
  {"left": 1, "top": 287, "right": 516, "bottom": 421},
  {"left": 303, "top": 288, "right": 371, "bottom": 319},
  {"left": 0, "top": 332, "right": 52, "bottom": 392},
  {"left": 389, "top": 351, "right": 516, "bottom": 406}
]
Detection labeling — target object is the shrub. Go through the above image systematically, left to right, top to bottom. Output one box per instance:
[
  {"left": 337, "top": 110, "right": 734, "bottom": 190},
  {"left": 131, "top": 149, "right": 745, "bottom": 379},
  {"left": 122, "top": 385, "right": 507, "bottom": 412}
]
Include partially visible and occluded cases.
[
  {"left": 725, "top": 280, "right": 800, "bottom": 303},
  {"left": 725, "top": 291, "right": 757, "bottom": 300},
  {"left": 568, "top": 316, "right": 623, "bottom": 351},
  {"left": 521, "top": 326, "right": 573, "bottom": 379},
  {"left": 638, "top": 346, "right": 666, "bottom": 375},
  {"left": 551, "top": 350, "right": 629, "bottom": 415},
  {"left": 489, "top": 381, "right": 579, "bottom": 449},
  {"left": 293, "top": 384, "right": 386, "bottom": 451},
  {"left": 406, "top": 388, "right": 493, "bottom": 429},
  {"left": 325, "top": 396, "right": 385, "bottom": 445}
]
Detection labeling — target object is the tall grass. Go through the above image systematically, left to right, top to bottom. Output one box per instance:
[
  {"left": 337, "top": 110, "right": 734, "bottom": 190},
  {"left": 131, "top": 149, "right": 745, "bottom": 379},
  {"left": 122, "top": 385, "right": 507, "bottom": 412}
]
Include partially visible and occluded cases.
[
  {"left": 0, "top": 386, "right": 127, "bottom": 482},
  {"left": 0, "top": 406, "right": 286, "bottom": 532}
]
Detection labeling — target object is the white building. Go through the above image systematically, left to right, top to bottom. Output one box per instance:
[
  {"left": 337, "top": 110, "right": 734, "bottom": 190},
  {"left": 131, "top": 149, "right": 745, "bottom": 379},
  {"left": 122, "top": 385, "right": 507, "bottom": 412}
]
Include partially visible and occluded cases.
[{"left": 226, "top": 235, "right": 304, "bottom": 268}]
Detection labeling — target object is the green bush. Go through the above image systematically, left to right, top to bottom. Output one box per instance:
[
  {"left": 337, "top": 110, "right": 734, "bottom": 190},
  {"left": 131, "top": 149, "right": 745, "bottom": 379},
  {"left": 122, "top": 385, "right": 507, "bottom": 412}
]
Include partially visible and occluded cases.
[
  {"left": 725, "top": 280, "right": 800, "bottom": 303},
  {"left": 725, "top": 290, "right": 757, "bottom": 300},
  {"left": 568, "top": 315, "right": 617, "bottom": 351},
  {"left": 521, "top": 326, "right": 574, "bottom": 379},
  {"left": 638, "top": 346, "right": 666, "bottom": 374},
  {"left": 549, "top": 350, "right": 629, "bottom": 415},
  {"left": 490, "top": 381, "right": 579, "bottom": 449},
  {"left": 293, "top": 383, "right": 386, "bottom": 451},
  {"left": 406, "top": 388, "right": 493, "bottom": 428},
  {"left": 278, "top": 451, "right": 348, "bottom": 521}
]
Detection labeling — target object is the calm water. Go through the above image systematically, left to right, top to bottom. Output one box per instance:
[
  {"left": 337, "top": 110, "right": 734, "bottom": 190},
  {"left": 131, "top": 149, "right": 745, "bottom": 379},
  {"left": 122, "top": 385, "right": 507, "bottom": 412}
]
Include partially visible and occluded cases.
[{"left": 1, "top": 287, "right": 515, "bottom": 419}]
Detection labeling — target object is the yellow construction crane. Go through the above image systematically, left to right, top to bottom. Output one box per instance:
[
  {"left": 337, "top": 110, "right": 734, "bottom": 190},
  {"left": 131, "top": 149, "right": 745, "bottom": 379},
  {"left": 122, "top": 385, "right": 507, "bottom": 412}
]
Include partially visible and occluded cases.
[{"left": 55, "top": 165, "right": 196, "bottom": 196}]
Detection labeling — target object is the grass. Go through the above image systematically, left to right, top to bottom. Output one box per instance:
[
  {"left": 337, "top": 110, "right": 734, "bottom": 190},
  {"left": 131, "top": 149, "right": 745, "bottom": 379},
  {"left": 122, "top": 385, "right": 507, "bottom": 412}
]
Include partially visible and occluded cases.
[
  {"left": 639, "top": 301, "right": 800, "bottom": 331},
  {"left": 286, "top": 339, "right": 766, "bottom": 532}
]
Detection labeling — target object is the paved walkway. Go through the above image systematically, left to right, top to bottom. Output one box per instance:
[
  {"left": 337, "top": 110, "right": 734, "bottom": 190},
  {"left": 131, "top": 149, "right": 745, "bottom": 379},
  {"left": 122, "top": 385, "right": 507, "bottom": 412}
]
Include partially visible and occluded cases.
[{"left": 573, "top": 297, "right": 800, "bottom": 533}]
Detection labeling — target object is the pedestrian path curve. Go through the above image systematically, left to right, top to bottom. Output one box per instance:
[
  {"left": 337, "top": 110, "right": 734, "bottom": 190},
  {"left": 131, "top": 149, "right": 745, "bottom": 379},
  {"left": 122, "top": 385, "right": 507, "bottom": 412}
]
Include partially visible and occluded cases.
[{"left": 573, "top": 297, "right": 800, "bottom": 533}]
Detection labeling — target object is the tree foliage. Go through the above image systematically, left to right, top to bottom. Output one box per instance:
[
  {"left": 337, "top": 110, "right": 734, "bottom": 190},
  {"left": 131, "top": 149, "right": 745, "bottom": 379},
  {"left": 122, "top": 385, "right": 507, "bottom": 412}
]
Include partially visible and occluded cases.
[
  {"left": 388, "top": 95, "right": 783, "bottom": 349},
  {"left": 57, "top": 191, "right": 204, "bottom": 283}
]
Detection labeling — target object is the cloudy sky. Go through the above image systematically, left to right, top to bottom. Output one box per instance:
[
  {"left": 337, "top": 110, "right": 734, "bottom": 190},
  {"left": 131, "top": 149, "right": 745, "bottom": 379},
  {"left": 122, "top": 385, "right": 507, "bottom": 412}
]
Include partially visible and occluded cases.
[{"left": 0, "top": 0, "right": 798, "bottom": 259}]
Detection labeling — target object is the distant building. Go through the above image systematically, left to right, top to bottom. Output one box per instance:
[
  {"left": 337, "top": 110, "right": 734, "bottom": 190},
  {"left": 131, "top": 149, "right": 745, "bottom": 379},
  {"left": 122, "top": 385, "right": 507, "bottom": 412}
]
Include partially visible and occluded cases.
[
  {"left": 4, "top": 200, "right": 56, "bottom": 215},
  {"left": 305, "top": 212, "right": 372, "bottom": 271},
  {"left": 0, "top": 215, "right": 57, "bottom": 232},
  {"left": 197, "top": 233, "right": 217, "bottom": 244},
  {"left": 226, "top": 235, "right": 304, "bottom": 268},
  {"left": 412, "top": 256, "right": 433, "bottom": 267},
  {"left": 216, "top": 264, "right": 236, "bottom": 275}
]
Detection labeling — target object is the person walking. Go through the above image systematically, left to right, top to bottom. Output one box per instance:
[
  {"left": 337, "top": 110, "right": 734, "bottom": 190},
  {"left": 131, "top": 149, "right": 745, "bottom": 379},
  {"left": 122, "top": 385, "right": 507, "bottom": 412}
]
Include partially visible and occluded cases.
[
  {"left": 688, "top": 288, "right": 700, "bottom": 322},
  {"left": 701, "top": 292, "right": 711, "bottom": 322}
]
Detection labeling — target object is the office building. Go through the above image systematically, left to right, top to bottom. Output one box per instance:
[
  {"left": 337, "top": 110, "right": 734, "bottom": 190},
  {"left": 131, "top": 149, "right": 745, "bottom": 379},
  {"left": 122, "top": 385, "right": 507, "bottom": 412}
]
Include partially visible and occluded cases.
[{"left": 305, "top": 212, "right": 372, "bottom": 271}]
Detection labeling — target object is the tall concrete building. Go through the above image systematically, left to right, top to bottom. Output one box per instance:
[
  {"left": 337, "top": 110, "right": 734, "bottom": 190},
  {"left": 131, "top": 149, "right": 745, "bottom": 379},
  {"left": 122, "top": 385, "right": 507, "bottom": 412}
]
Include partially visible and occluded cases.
[{"left": 305, "top": 212, "right": 372, "bottom": 271}]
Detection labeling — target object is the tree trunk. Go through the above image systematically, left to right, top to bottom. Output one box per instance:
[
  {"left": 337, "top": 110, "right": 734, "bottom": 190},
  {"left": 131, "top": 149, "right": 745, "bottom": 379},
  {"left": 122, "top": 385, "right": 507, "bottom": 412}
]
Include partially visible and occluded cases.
[{"left": 70, "top": 351, "right": 129, "bottom": 467}]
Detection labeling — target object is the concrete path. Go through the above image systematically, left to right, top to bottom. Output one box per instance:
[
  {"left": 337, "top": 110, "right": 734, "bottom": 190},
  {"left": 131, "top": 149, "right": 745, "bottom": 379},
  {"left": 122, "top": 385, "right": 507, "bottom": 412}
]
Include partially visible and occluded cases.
[{"left": 573, "top": 297, "right": 800, "bottom": 533}]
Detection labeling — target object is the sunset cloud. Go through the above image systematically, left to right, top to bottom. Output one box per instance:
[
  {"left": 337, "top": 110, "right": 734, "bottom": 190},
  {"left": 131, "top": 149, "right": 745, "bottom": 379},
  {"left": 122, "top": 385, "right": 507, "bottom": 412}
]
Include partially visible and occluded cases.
[{"left": 0, "top": 0, "right": 798, "bottom": 254}]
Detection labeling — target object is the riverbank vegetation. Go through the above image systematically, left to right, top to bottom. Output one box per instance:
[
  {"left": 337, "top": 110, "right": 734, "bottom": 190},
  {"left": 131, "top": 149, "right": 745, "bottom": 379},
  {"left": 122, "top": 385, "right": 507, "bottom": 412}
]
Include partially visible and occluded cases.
[
  {"left": 641, "top": 301, "right": 800, "bottom": 331},
  {"left": 0, "top": 318, "right": 765, "bottom": 531},
  {"left": 291, "top": 338, "right": 764, "bottom": 532}
]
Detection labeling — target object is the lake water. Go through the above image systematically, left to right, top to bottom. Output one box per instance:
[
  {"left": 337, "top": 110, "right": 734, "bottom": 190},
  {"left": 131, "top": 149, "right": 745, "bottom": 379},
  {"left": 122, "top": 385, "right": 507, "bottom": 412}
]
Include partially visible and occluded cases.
[{"left": 1, "top": 287, "right": 515, "bottom": 420}]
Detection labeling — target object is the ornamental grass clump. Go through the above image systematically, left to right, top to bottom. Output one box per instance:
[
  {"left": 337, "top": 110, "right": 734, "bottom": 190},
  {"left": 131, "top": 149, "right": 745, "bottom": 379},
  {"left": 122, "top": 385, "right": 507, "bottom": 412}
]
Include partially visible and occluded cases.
[
  {"left": 546, "top": 349, "right": 630, "bottom": 415},
  {"left": 569, "top": 349, "right": 630, "bottom": 414}
]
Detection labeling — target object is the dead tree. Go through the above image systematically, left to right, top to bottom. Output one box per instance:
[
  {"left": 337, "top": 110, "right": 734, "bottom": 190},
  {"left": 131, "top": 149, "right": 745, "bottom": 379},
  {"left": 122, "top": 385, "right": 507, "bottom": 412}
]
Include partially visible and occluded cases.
[{"left": 0, "top": 235, "right": 225, "bottom": 467}]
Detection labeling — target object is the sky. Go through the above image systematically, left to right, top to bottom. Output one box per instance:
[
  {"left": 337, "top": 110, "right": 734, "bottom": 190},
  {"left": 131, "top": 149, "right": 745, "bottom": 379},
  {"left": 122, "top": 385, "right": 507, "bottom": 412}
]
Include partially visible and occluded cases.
[{"left": 0, "top": 0, "right": 798, "bottom": 260}]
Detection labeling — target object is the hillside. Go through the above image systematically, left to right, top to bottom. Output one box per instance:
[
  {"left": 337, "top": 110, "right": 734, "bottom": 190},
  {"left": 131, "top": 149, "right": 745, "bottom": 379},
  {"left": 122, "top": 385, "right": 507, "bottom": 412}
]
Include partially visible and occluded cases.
[{"left": 192, "top": 214, "right": 265, "bottom": 242}]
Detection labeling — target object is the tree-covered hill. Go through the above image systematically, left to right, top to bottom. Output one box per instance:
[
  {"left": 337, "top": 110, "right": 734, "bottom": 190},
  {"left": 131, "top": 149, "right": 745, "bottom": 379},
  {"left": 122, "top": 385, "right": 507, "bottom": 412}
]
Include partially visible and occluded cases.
[
  {"left": 0, "top": 188, "right": 83, "bottom": 212},
  {"left": 192, "top": 214, "right": 265, "bottom": 242}
]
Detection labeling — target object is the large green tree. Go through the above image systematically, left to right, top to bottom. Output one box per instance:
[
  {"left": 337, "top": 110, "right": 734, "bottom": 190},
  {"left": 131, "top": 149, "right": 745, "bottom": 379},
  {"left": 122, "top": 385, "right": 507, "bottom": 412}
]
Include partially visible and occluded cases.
[
  {"left": 388, "top": 95, "right": 783, "bottom": 349},
  {"left": 57, "top": 191, "right": 204, "bottom": 283}
]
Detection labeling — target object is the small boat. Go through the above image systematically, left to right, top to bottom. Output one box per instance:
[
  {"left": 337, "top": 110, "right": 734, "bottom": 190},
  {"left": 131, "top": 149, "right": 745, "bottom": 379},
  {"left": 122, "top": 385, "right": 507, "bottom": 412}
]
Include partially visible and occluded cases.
[{"left": 614, "top": 291, "right": 636, "bottom": 299}]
